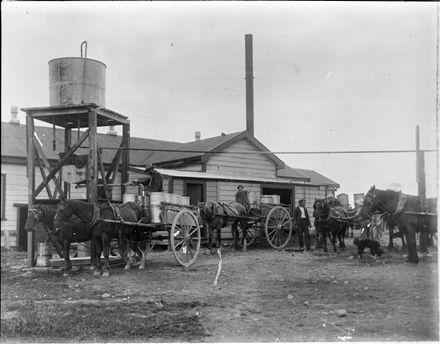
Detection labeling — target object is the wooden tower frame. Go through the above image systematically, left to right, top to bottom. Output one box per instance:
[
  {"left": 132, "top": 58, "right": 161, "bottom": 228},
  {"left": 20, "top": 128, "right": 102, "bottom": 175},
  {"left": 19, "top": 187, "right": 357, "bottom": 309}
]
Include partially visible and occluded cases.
[{"left": 22, "top": 103, "right": 130, "bottom": 266}]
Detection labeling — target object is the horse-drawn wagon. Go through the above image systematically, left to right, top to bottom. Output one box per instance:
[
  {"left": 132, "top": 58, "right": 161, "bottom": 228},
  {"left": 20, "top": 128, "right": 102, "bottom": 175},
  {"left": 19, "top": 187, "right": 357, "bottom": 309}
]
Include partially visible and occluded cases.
[
  {"left": 46, "top": 191, "right": 202, "bottom": 276},
  {"left": 28, "top": 192, "right": 294, "bottom": 275},
  {"left": 101, "top": 192, "right": 203, "bottom": 267},
  {"left": 199, "top": 194, "right": 293, "bottom": 252}
]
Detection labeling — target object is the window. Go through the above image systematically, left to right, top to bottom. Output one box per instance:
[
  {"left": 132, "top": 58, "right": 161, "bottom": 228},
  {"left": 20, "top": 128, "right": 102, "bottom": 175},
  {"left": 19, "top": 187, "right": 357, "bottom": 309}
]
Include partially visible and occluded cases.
[{"left": 1, "top": 174, "right": 6, "bottom": 220}]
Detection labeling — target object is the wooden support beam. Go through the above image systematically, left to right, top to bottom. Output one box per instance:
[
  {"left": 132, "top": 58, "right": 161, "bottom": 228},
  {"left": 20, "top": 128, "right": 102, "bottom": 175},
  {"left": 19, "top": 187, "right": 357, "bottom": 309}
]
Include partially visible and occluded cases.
[
  {"left": 88, "top": 110, "right": 98, "bottom": 203},
  {"left": 26, "top": 116, "right": 35, "bottom": 267},
  {"left": 121, "top": 123, "right": 130, "bottom": 198},
  {"left": 64, "top": 128, "right": 72, "bottom": 198},
  {"left": 33, "top": 129, "right": 89, "bottom": 199},
  {"left": 33, "top": 135, "right": 63, "bottom": 198},
  {"left": 97, "top": 145, "right": 110, "bottom": 202},
  {"left": 105, "top": 146, "right": 122, "bottom": 184},
  {"left": 34, "top": 147, "right": 53, "bottom": 199}
]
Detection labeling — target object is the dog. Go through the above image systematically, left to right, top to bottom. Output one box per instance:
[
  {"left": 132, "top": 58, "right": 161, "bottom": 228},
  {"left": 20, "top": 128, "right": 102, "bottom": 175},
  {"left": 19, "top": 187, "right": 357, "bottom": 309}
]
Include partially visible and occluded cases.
[{"left": 353, "top": 237, "right": 384, "bottom": 259}]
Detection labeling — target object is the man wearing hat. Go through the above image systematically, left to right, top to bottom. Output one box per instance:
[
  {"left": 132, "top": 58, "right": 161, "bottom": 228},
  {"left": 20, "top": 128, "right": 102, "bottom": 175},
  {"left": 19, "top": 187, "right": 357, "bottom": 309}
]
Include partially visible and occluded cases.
[
  {"left": 131, "top": 162, "right": 163, "bottom": 192},
  {"left": 235, "top": 184, "right": 250, "bottom": 210},
  {"left": 293, "top": 199, "right": 312, "bottom": 252}
]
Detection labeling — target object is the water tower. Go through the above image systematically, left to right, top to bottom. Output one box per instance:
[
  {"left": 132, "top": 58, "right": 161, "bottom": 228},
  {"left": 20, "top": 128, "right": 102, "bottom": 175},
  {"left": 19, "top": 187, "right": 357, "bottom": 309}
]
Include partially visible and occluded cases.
[{"left": 21, "top": 42, "right": 131, "bottom": 266}]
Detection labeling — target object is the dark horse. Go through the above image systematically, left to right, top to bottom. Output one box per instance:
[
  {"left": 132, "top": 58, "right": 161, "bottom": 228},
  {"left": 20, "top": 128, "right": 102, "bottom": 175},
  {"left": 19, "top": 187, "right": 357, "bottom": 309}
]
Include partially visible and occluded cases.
[
  {"left": 359, "top": 186, "right": 437, "bottom": 264},
  {"left": 54, "top": 199, "right": 144, "bottom": 276},
  {"left": 313, "top": 199, "right": 350, "bottom": 253},
  {"left": 199, "top": 202, "right": 248, "bottom": 253},
  {"left": 24, "top": 205, "right": 96, "bottom": 272}
]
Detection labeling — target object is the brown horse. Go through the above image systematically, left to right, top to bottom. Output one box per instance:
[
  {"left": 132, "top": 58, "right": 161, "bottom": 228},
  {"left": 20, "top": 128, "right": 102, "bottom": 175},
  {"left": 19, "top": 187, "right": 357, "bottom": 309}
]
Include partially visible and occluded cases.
[
  {"left": 358, "top": 186, "right": 437, "bottom": 264},
  {"left": 54, "top": 199, "right": 144, "bottom": 276},
  {"left": 313, "top": 199, "right": 352, "bottom": 253},
  {"left": 199, "top": 202, "right": 248, "bottom": 253},
  {"left": 25, "top": 205, "right": 96, "bottom": 272}
]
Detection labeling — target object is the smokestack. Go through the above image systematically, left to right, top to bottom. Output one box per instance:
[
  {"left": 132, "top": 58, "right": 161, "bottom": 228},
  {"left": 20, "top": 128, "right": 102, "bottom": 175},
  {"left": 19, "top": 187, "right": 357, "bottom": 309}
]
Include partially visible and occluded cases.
[
  {"left": 245, "top": 34, "right": 254, "bottom": 136},
  {"left": 9, "top": 106, "right": 20, "bottom": 124},
  {"left": 195, "top": 131, "right": 201, "bottom": 141}
]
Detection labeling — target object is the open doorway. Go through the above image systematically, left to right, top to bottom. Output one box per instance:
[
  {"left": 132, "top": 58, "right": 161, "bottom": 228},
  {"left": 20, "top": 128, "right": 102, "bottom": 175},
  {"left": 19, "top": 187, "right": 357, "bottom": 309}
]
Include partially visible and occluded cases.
[
  {"left": 185, "top": 181, "right": 205, "bottom": 205},
  {"left": 262, "top": 186, "right": 293, "bottom": 206}
]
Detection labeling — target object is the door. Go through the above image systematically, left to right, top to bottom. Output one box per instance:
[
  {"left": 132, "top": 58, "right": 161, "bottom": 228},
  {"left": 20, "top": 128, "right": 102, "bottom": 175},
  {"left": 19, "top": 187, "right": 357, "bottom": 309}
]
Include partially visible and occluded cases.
[{"left": 185, "top": 182, "right": 205, "bottom": 205}]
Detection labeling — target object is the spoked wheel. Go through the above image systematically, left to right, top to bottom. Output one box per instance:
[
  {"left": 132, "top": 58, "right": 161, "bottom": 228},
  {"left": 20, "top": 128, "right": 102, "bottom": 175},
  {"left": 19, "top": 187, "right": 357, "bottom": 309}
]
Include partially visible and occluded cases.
[
  {"left": 265, "top": 206, "right": 292, "bottom": 249},
  {"left": 170, "top": 209, "right": 201, "bottom": 267},
  {"left": 236, "top": 221, "right": 258, "bottom": 248}
]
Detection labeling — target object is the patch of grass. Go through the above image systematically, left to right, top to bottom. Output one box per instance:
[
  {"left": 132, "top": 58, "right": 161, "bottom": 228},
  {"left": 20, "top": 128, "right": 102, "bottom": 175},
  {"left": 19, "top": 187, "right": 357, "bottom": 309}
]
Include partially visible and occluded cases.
[{"left": 1, "top": 299, "right": 206, "bottom": 342}]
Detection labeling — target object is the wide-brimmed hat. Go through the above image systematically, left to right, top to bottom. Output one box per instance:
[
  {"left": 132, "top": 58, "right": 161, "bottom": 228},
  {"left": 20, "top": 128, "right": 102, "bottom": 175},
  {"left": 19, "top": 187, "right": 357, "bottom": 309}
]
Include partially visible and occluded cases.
[
  {"left": 144, "top": 162, "right": 154, "bottom": 171},
  {"left": 237, "top": 185, "right": 244, "bottom": 190}
]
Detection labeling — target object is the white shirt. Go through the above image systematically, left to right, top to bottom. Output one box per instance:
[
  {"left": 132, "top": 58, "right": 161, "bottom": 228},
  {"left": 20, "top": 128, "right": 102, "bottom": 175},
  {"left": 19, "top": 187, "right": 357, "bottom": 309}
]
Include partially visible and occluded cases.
[{"left": 299, "top": 206, "right": 306, "bottom": 218}]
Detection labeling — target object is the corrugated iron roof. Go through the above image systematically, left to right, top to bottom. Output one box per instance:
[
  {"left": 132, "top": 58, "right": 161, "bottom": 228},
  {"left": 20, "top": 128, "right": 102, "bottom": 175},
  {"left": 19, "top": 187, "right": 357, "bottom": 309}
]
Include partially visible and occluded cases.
[
  {"left": 1, "top": 122, "right": 339, "bottom": 187},
  {"left": 134, "top": 167, "right": 318, "bottom": 186},
  {"left": 294, "top": 168, "right": 339, "bottom": 187}
]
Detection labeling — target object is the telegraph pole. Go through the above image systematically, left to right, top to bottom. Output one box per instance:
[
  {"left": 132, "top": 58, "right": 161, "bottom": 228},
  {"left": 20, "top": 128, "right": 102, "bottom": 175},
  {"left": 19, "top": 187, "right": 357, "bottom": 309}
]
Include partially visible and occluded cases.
[
  {"left": 416, "top": 125, "right": 428, "bottom": 253},
  {"left": 415, "top": 126, "right": 426, "bottom": 198}
]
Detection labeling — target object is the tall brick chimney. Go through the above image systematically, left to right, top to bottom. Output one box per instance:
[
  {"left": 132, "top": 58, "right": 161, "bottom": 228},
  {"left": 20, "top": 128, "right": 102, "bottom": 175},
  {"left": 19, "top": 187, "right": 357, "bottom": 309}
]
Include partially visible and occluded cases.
[{"left": 245, "top": 34, "right": 254, "bottom": 136}]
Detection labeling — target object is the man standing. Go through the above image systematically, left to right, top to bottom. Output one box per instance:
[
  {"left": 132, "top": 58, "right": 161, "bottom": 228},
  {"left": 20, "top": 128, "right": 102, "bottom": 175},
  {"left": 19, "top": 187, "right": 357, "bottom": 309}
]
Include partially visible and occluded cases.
[{"left": 293, "top": 199, "right": 312, "bottom": 252}]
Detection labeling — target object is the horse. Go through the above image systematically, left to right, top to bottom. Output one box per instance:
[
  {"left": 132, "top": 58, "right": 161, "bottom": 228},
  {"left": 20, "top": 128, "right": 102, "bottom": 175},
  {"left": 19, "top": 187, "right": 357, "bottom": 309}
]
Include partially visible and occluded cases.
[
  {"left": 358, "top": 186, "right": 437, "bottom": 264},
  {"left": 54, "top": 199, "right": 145, "bottom": 276},
  {"left": 312, "top": 199, "right": 350, "bottom": 253},
  {"left": 199, "top": 201, "right": 248, "bottom": 253},
  {"left": 25, "top": 205, "right": 97, "bottom": 272}
]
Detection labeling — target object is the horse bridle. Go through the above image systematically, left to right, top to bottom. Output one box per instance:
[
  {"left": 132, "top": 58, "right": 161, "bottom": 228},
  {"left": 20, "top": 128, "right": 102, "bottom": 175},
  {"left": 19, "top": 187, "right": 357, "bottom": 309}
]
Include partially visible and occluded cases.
[
  {"left": 364, "top": 191, "right": 398, "bottom": 217},
  {"left": 317, "top": 201, "right": 330, "bottom": 222},
  {"left": 202, "top": 203, "right": 217, "bottom": 222},
  {"left": 29, "top": 207, "right": 44, "bottom": 222}
]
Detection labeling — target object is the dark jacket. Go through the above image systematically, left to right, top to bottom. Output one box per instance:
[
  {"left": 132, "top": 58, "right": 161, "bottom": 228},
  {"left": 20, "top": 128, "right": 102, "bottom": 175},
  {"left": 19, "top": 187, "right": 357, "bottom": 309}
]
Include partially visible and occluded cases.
[
  {"left": 138, "top": 170, "right": 163, "bottom": 192},
  {"left": 147, "top": 170, "right": 163, "bottom": 192},
  {"left": 235, "top": 190, "right": 250, "bottom": 208},
  {"left": 293, "top": 206, "right": 311, "bottom": 227}
]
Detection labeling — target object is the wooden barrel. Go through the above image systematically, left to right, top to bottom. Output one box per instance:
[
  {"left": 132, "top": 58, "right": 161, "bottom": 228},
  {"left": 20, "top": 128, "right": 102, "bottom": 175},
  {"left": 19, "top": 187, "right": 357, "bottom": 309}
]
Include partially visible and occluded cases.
[
  {"left": 150, "top": 192, "right": 164, "bottom": 223},
  {"left": 77, "top": 241, "right": 91, "bottom": 258},
  {"left": 36, "top": 242, "right": 52, "bottom": 267}
]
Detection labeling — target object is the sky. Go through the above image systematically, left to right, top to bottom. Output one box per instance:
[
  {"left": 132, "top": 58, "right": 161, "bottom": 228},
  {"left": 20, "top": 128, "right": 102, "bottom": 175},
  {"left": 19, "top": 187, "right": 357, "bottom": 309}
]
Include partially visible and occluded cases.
[{"left": 2, "top": 1, "right": 438, "bottom": 204}]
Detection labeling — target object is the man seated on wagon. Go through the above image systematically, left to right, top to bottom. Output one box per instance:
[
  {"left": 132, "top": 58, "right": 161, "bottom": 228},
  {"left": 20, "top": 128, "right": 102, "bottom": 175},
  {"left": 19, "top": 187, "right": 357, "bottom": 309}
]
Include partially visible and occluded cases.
[
  {"left": 130, "top": 162, "right": 163, "bottom": 193},
  {"left": 235, "top": 184, "right": 251, "bottom": 211}
]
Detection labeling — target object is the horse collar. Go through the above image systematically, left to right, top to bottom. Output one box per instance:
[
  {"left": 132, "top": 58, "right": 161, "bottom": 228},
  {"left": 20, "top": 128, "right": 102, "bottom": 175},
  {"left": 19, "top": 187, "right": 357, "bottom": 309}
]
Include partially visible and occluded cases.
[{"left": 392, "top": 193, "right": 407, "bottom": 215}]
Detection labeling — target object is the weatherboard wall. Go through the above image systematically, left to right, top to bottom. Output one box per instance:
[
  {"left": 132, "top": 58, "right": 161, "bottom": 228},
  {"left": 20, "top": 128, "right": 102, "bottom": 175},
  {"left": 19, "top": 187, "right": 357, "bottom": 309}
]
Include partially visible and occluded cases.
[{"left": 205, "top": 139, "right": 276, "bottom": 178}]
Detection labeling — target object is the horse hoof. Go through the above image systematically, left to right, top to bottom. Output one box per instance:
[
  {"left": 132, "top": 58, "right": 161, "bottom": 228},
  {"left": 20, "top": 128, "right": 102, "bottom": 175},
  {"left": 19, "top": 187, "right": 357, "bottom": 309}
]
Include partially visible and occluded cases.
[
  {"left": 124, "top": 264, "right": 131, "bottom": 271},
  {"left": 90, "top": 265, "right": 97, "bottom": 271},
  {"left": 138, "top": 265, "right": 145, "bottom": 270},
  {"left": 93, "top": 270, "right": 101, "bottom": 276},
  {"left": 102, "top": 271, "right": 110, "bottom": 277}
]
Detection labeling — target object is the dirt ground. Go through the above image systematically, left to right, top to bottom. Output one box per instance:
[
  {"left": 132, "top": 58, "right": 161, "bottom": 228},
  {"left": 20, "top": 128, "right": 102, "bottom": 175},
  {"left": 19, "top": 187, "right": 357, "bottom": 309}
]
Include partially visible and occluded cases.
[{"left": 1, "top": 236, "right": 439, "bottom": 343}]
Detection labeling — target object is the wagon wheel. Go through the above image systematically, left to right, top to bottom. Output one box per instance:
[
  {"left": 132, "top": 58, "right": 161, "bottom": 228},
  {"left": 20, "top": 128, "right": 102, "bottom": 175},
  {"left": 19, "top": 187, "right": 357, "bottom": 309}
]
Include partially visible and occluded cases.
[
  {"left": 265, "top": 206, "right": 292, "bottom": 249},
  {"left": 170, "top": 209, "right": 201, "bottom": 267},
  {"left": 236, "top": 221, "right": 258, "bottom": 248}
]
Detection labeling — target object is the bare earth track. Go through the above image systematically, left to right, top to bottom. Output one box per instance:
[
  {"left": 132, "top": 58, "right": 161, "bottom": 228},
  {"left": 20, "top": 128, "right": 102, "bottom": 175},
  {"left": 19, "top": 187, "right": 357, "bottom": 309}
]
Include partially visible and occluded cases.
[{"left": 1, "top": 237, "right": 438, "bottom": 342}]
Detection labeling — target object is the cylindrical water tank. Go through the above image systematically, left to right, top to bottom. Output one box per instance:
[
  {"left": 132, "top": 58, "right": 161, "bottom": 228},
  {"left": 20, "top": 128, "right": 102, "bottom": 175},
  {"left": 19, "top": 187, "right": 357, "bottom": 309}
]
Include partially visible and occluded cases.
[{"left": 48, "top": 57, "right": 106, "bottom": 107}]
